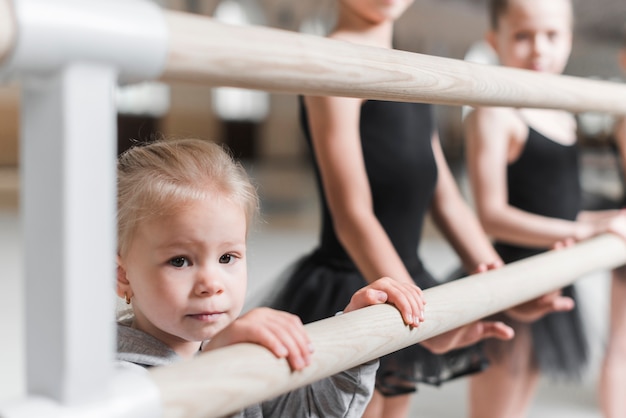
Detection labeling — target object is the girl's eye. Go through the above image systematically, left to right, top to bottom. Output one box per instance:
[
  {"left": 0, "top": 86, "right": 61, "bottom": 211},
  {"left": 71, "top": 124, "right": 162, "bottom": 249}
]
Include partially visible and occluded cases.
[
  {"left": 219, "top": 254, "right": 233, "bottom": 264},
  {"left": 169, "top": 257, "right": 189, "bottom": 268}
]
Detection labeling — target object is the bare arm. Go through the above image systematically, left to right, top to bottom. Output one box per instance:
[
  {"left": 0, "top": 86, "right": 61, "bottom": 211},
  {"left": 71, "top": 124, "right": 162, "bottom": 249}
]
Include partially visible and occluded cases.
[
  {"left": 305, "top": 95, "right": 417, "bottom": 286},
  {"left": 465, "top": 107, "right": 602, "bottom": 247},
  {"left": 428, "top": 133, "right": 501, "bottom": 272}
]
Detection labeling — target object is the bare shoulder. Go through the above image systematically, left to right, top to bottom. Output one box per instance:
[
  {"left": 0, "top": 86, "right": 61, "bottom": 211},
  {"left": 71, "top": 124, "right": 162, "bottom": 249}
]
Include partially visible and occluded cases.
[
  {"left": 303, "top": 95, "right": 364, "bottom": 131},
  {"left": 304, "top": 95, "right": 362, "bottom": 116},
  {"left": 466, "top": 106, "right": 516, "bottom": 124},
  {"left": 465, "top": 107, "right": 523, "bottom": 142}
]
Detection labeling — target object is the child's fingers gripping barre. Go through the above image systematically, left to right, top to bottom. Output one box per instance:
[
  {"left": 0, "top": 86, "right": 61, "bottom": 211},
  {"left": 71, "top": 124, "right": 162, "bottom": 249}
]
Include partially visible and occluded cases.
[
  {"left": 343, "top": 277, "right": 425, "bottom": 327},
  {"left": 201, "top": 307, "right": 313, "bottom": 371}
]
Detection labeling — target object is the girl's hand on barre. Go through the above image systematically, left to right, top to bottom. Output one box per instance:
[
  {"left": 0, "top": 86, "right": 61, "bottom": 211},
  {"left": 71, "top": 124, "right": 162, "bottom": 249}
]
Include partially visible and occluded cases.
[
  {"left": 575, "top": 209, "right": 626, "bottom": 242},
  {"left": 606, "top": 209, "right": 626, "bottom": 241},
  {"left": 551, "top": 237, "right": 576, "bottom": 250},
  {"left": 502, "top": 239, "right": 576, "bottom": 323},
  {"left": 470, "top": 259, "right": 503, "bottom": 275},
  {"left": 343, "top": 276, "right": 425, "bottom": 327},
  {"left": 505, "top": 290, "right": 574, "bottom": 323},
  {"left": 201, "top": 307, "right": 314, "bottom": 371},
  {"left": 421, "top": 320, "right": 514, "bottom": 354}
]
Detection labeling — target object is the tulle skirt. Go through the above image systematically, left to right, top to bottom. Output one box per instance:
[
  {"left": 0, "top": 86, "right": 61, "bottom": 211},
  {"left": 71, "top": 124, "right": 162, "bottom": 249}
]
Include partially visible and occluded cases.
[
  {"left": 484, "top": 243, "right": 589, "bottom": 380},
  {"left": 268, "top": 249, "right": 488, "bottom": 396}
]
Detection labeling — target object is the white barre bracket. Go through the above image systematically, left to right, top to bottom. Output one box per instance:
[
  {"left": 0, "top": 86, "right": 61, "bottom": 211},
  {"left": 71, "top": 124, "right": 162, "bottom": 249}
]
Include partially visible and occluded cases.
[
  {"left": 1, "top": 0, "right": 168, "bottom": 84},
  {"left": 0, "top": 368, "right": 161, "bottom": 418}
]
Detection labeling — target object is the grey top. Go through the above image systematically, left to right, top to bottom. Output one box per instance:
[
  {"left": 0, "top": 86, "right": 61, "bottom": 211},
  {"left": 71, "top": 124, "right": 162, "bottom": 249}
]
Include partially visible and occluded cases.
[{"left": 117, "top": 322, "right": 378, "bottom": 418}]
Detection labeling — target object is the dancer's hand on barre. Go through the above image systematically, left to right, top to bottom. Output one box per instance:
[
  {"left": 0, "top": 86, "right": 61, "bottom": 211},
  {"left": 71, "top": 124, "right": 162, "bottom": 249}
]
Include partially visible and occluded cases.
[
  {"left": 575, "top": 208, "right": 626, "bottom": 242},
  {"left": 606, "top": 209, "right": 626, "bottom": 240},
  {"left": 501, "top": 239, "right": 575, "bottom": 323},
  {"left": 416, "top": 259, "right": 514, "bottom": 354},
  {"left": 470, "top": 259, "right": 504, "bottom": 275},
  {"left": 343, "top": 276, "right": 425, "bottom": 327},
  {"left": 505, "top": 290, "right": 574, "bottom": 323},
  {"left": 201, "top": 307, "right": 314, "bottom": 372},
  {"left": 421, "top": 320, "right": 514, "bottom": 354}
]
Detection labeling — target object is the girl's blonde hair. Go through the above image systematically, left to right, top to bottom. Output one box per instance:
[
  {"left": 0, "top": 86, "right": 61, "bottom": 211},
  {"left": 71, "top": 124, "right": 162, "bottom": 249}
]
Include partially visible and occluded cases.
[{"left": 116, "top": 138, "right": 259, "bottom": 256}]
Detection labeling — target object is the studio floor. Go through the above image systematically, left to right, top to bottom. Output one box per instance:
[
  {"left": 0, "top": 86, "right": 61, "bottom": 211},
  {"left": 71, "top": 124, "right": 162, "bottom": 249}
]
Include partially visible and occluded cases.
[{"left": 0, "top": 159, "right": 616, "bottom": 417}]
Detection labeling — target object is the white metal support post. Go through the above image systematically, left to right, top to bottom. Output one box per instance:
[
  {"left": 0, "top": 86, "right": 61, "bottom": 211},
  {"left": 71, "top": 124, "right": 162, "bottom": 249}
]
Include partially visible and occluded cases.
[
  {"left": 0, "top": 0, "right": 168, "bottom": 416},
  {"left": 0, "top": 63, "right": 163, "bottom": 418},
  {"left": 21, "top": 63, "right": 118, "bottom": 404}
]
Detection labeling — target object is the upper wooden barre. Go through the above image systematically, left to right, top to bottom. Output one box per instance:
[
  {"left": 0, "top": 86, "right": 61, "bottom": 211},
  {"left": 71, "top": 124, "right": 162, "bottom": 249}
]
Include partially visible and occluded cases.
[
  {"left": 1, "top": 4, "right": 624, "bottom": 115},
  {"left": 163, "top": 12, "right": 626, "bottom": 115},
  {"left": 149, "top": 233, "right": 626, "bottom": 418}
]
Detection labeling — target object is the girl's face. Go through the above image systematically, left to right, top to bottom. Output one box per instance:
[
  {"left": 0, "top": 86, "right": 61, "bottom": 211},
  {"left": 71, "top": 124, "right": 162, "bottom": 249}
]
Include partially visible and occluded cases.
[
  {"left": 339, "top": 0, "right": 414, "bottom": 24},
  {"left": 488, "top": 0, "right": 572, "bottom": 74},
  {"left": 117, "top": 194, "right": 248, "bottom": 358}
]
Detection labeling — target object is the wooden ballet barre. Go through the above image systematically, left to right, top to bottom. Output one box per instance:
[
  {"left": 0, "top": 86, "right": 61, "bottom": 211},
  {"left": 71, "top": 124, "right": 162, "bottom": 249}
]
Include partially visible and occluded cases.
[
  {"left": 1, "top": 2, "right": 625, "bottom": 114},
  {"left": 162, "top": 12, "right": 626, "bottom": 116},
  {"left": 150, "top": 233, "right": 626, "bottom": 418}
]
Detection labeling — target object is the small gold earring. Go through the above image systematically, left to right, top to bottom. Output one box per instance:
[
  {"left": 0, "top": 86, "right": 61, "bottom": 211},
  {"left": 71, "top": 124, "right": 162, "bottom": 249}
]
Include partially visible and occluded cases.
[{"left": 124, "top": 292, "right": 131, "bottom": 305}]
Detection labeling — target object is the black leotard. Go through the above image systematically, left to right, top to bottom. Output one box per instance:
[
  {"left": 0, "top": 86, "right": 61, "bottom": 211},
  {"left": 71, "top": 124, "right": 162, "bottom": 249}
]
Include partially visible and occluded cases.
[
  {"left": 271, "top": 99, "right": 487, "bottom": 396},
  {"left": 492, "top": 126, "right": 588, "bottom": 379}
]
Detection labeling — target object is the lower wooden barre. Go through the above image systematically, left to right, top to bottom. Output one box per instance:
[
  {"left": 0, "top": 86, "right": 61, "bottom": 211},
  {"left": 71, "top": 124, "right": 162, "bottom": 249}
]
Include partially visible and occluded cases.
[{"left": 150, "top": 233, "right": 626, "bottom": 418}]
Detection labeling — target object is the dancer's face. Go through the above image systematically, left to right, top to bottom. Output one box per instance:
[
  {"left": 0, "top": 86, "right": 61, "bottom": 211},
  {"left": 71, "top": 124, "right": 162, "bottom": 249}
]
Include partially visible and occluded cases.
[{"left": 488, "top": 0, "right": 572, "bottom": 74}]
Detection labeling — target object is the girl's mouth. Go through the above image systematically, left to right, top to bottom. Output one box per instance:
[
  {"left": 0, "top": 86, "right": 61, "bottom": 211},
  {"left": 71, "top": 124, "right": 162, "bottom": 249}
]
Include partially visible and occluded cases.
[{"left": 188, "top": 312, "right": 225, "bottom": 323}]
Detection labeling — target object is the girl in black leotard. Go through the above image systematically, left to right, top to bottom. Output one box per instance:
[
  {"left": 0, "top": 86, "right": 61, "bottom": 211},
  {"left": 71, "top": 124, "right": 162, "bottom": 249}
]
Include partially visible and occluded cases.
[
  {"left": 464, "top": 1, "right": 626, "bottom": 417},
  {"left": 269, "top": 2, "right": 574, "bottom": 417},
  {"left": 274, "top": 99, "right": 500, "bottom": 399}
]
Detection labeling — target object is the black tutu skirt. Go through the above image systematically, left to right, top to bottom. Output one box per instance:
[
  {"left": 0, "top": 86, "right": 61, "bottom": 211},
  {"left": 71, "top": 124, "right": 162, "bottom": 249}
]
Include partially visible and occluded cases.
[
  {"left": 483, "top": 243, "right": 589, "bottom": 380},
  {"left": 269, "top": 249, "right": 489, "bottom": 396}
]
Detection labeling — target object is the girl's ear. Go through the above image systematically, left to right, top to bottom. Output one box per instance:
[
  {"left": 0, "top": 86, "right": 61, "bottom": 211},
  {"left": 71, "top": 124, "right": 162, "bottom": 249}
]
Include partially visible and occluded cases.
[
  {"left": 485, "top": 30, "right": 498, "bottom": 54},
  {"left": 116, "top": 255, "right": 132, "bottom": 300}
]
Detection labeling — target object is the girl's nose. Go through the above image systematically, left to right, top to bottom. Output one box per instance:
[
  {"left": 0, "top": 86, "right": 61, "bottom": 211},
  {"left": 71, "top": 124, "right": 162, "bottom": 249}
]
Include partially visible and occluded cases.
[
  {"left": 532, "top": 35, "right": 548, "bottom": 55},
  {"left": 194, "top": 269, "right": 225, "bottom": 296}
]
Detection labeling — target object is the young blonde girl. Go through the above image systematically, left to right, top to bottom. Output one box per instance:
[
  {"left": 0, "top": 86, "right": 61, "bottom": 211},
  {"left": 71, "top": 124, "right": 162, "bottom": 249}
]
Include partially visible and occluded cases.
[{"left": 115, "top": 138, "right": 426, "bottom": 417}]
